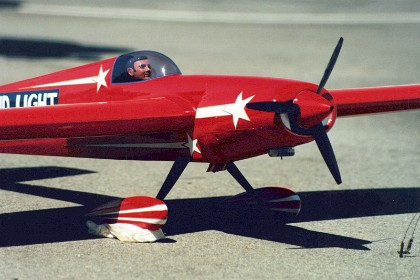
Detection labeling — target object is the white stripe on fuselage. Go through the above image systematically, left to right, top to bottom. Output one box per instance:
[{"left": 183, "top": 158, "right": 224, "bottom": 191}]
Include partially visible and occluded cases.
[
  {"left": 24, "top": 66, "right": 109, "bottom": 93},
  {"left": 196, "top": 92, "right": 254, "bottom": 129},
  {"left": 196, "top": 104, "right": 231, "bottom": 118},
  {"left": 74, "top": 133, "right": 201, "bottom": 155},
  {"left": 83, "top": 143, "right": 186, "bottom": 149}
]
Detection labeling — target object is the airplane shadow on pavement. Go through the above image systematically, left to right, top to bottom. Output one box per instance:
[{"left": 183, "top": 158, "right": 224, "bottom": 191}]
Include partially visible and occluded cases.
[
  {"left": 0, "top": 0, "right": 21, "bottom": 9},
  {"left": 0, "top": 37, "right": 130, "bottom": 60},
  {"left": 0, "top": 166, "right": 418, "bottom": 249}
]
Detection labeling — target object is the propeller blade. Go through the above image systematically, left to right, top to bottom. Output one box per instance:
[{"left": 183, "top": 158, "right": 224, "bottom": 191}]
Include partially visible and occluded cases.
[
  {"left": 316, "top": 37, "right": 344, "bottom": 94},
  {"left": 247, "top": 38, "right": 343, "bottom": 185},
  {"left": 246, "top": 101, "right": 293, "bottom": 114},
  {"left": 312, "top": 123, "right": 342, "bottom": 184}
]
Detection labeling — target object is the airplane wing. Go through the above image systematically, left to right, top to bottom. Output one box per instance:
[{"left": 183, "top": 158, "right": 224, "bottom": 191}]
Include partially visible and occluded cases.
[
  {"left": 330, "top": 84, "right": 420, "bottom": 117},
  {"left": 0, "top": 97, "right": 195, "bottom": 140}
]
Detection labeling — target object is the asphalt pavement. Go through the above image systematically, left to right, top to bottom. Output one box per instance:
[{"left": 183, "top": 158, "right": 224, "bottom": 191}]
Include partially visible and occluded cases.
[{"left": 0, "top": 1, "right": 419, "bottom": 279}]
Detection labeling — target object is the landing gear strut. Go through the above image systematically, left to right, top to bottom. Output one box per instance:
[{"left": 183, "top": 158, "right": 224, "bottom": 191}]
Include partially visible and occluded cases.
[
  {"left": 156, "top": 156, "right": 190, "bottom": 200},
  {"left": 155, "top": 158, "right": 301, "bottom": 216},
  {"left": 156, "top": 158, "right": 257, "bottom": 200},
  {"left": 226, "top": 162, "right": 257, "bottom": 196}
]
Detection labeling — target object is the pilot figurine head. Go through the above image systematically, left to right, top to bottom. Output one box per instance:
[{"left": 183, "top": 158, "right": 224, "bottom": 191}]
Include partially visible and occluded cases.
[{"left": 126, "top": 56, "right": 152, "bottom": 80}]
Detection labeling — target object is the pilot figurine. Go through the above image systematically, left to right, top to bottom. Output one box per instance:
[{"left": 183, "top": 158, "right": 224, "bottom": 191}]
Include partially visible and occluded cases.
[{"left": 126, "top": 56, "right": 152, "bottom": 80}]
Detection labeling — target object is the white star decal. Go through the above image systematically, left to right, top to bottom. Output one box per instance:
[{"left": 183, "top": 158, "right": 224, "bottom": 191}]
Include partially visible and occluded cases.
[
  {"left": 24, "top": 65, "right": 110, "bottom": 93},
  {"left": 92, "top": 66, "right": 110, "bottom": 92},
  {"left": 195, "top": 92, "right": 255, "bottom": 129},
  {"left": 223, "top": 92, "right": 254, "bottom": 129},
  {"left": 185, "top": 134, "right": 201, "bottom": 155}
]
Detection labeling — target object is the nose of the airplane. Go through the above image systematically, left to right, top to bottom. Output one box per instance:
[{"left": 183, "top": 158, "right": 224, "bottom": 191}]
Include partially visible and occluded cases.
[{"left": 293, "top": 90, "right": 334, "bottom": 129}]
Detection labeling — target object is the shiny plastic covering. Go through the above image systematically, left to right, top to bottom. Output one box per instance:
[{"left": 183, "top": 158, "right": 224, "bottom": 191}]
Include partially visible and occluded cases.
[
  {"left": 111, "top": 50, "right": 182, "bottom": 83},
  {"left": 85, "top": 196, "right": 168, "bottom": 242}
]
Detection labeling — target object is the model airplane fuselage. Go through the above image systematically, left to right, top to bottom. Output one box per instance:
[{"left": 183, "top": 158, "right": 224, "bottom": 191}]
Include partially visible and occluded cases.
[
  {"left": 1, "top": 41, "right": 420, "bottom": 235},
  {"left": 1, "top": 49, "right": 418, "bottom": 163},
  {"left": 0, "top": 51, "right": 333, "bottom": 163}
]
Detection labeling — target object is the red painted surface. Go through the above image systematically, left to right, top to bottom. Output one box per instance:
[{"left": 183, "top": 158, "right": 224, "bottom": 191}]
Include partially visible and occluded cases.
[
  {"left": 0, "top": 51, "right": 419, "bottom": 164},
  {"left": 330, "top": 85, "right": 420, "bottom": 117},
  {"left": 223, "top": 187, "right": 301, "bottom": 216},
  {"left": 86, "top": 196, "right": 168, "bottom": 231}
]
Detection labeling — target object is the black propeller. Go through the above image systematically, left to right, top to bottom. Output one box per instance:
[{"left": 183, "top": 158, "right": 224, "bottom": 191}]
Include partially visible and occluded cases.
[
  {"left": 246, "top": 37, "right": 344, "bottom": 184},
  {"left": 312, "top": 37, "right": 343, "bottom": 184},
  {"left": 317, "top": 37, "right": 344, "bottom": 94},
  {"left": 246, "top": 100, "right": 293, "bottom": 114},
  {"left": 312, "top": 123, "right": 341, "bottom": 184}
]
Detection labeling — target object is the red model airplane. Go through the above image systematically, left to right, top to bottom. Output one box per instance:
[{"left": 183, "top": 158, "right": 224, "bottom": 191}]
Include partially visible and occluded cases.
[{"left": 1, "top": 38, "right": 419, "bottom": 240}]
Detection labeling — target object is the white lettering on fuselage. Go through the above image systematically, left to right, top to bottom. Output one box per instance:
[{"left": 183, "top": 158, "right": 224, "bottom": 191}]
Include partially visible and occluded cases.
[
  {"left": 0, "top": 91, "right": 59, "bottom": 109},
  {"left": 0, "top": 95, "right": 10, "bottom": 108}
]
